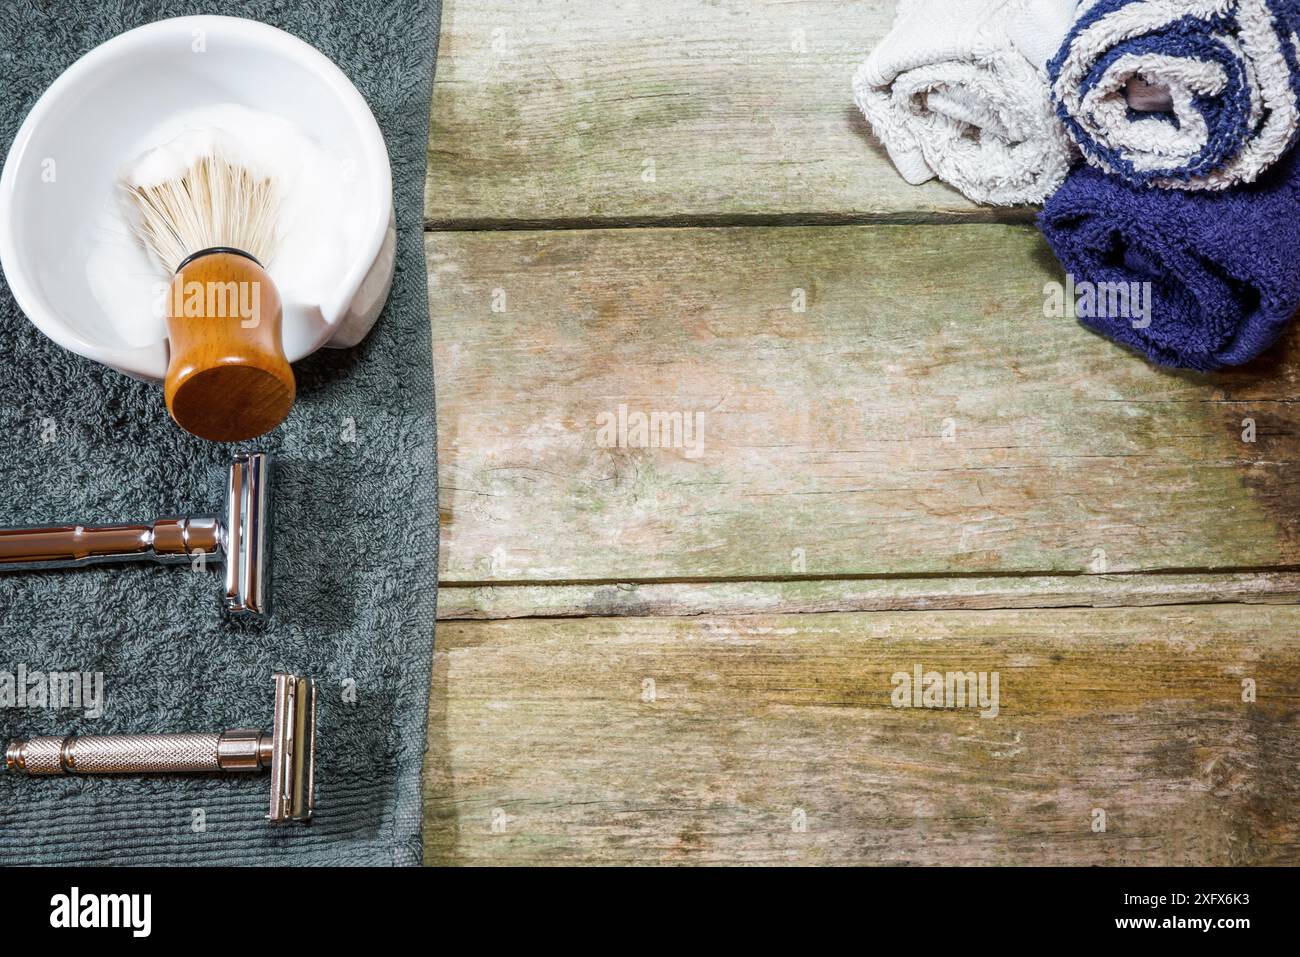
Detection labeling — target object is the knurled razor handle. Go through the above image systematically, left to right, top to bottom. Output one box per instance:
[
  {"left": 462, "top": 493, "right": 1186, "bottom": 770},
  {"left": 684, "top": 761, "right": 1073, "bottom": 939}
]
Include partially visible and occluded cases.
[{"left": 5, "top": 730, "right": 267, "bottom": 776}]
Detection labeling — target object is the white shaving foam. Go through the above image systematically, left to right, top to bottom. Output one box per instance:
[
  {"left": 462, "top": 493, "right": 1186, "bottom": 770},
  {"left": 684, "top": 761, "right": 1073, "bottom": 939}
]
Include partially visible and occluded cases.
[{"left": 86, "top": 103, "right": 358, "bottom": 348}]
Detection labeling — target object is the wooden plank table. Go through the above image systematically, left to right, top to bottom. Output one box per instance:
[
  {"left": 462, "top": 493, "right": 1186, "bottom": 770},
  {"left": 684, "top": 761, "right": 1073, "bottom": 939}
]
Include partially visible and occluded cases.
[{"left": 422, "top": 0, "right": 1300, "bottom": 865}]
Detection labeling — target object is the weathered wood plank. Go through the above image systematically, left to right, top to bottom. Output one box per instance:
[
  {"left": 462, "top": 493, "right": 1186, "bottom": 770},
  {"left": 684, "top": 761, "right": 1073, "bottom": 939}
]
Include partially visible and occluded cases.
[
  {"left": 426, "top": 0, "right": 1002, "bottom": 226},
  {"left": 428, "top": 224, "right": 1300, "bottom": 583},
  {"left": 436, "top": 572, "right": 1300, "bottom": 620},
  {"left": 422, "top": 604, "right": 1300, "bottom": 865}
]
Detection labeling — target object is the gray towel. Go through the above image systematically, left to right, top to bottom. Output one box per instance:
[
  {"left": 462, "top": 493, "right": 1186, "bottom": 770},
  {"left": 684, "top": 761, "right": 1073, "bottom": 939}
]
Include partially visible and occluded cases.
[{"left": 0, "top": 1, "right": 440, "bottom": 865}]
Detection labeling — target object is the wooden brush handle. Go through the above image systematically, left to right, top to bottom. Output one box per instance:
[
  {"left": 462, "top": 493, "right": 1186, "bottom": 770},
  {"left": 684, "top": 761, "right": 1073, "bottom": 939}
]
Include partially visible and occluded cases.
[{"left": 164, "top": 251, "right": 295, "bottom": 443}]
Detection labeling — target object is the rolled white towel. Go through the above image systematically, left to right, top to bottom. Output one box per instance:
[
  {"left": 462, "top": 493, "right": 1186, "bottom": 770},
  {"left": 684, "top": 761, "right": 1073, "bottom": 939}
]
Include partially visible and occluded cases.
[{"left": 854, "top": 0, "right": 1080, "bottom": 206}]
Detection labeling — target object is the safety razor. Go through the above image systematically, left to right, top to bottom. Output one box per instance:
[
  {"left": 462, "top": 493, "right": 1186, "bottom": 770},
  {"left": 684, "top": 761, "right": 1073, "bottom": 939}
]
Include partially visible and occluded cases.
[
  {"left": 0, "top": 451, "right": 272, "bottom": 618},
  {"left": 4, "top": 673, "right": 315, "bottom": 823}
]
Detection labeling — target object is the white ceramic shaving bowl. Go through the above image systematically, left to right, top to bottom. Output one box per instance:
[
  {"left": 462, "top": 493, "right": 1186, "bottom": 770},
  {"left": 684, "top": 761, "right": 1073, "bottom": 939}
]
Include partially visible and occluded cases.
[{"left": 0, "top": 15, "right": 395, "bottom": 381}]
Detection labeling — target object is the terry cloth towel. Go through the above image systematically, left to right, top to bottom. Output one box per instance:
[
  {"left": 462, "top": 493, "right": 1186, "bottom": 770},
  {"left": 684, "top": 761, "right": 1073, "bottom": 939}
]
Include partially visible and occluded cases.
[
  {"left": 853, "top": 0, "right": 1080, "bottom": 206},
  {"left": 1049, "top": 0, "right": 1300, "bottom": 190},
  {"left": 0, "top": 1, "right": 440, "bottom": 865},
  {"left": 1039, "top": 144, "right": 1300, "bottom": 370}
]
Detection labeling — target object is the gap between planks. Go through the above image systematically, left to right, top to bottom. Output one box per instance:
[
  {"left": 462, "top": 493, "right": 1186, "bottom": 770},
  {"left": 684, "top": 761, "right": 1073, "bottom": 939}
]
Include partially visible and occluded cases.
[
  {"left": 421, "top": 208, "right": 1038, "bottom": 233},
  {"left": 437, "top": 571, "right": 1300, "bottom": 620}
]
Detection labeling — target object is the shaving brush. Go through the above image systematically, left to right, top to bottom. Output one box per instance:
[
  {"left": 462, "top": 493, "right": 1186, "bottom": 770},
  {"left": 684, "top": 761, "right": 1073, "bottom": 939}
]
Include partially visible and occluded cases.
[{"left": 124, "top": 151, "right": 294, "bottom": 443}]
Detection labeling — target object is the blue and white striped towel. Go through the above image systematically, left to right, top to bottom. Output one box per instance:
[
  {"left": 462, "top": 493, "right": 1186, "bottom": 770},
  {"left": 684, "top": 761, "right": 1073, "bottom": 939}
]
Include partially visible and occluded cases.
[{"left": 1049, "top": 0, "right": 1300, "bottom": 190}]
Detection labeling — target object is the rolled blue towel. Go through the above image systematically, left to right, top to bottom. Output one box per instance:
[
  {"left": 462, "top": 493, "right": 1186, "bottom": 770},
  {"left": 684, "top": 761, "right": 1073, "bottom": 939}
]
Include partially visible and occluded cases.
[
  {"left": 1049, "top": 0, "right": 1300, "bottom": 190},
  {"left": 1039, "top": 144, "right": 1300, "bottom": 370}
]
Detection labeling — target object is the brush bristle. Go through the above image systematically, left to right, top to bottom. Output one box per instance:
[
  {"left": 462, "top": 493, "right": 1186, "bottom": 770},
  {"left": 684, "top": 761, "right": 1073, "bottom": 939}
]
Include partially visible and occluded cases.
[{"left": 123, "top": 150, "right": 279, "bottom": 274}]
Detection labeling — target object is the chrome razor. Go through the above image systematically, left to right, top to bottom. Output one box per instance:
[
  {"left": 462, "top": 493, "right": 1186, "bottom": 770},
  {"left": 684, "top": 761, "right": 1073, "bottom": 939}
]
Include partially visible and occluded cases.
[
  {"left": 0, "top": 451, "right": 272, "bottom": 618},
  {"left": 5, "top": 673, "right": 315, "bottom": 823}
]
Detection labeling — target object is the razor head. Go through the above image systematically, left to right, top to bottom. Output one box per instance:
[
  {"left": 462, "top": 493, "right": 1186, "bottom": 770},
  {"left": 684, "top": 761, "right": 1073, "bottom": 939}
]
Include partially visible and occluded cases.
[
  {"left": 224, "top": 452, "right": 272, "bottom": 618},
  {"left": 268, "top": 673, "right": 316, "bottom": 823}
]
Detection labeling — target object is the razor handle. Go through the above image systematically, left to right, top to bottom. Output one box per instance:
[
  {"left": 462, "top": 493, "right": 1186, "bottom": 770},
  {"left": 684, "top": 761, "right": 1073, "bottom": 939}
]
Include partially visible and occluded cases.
[
  {"left": 0, "top": 518, "right": 221, "bottom": 569},
  {"left": 5, "top": 731, "right": 268, "bottom": 775}
]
